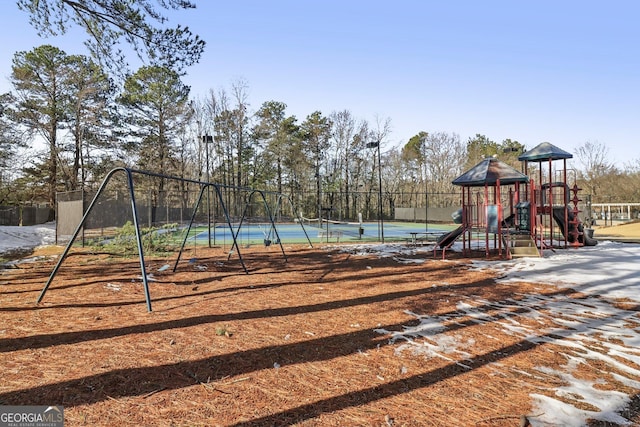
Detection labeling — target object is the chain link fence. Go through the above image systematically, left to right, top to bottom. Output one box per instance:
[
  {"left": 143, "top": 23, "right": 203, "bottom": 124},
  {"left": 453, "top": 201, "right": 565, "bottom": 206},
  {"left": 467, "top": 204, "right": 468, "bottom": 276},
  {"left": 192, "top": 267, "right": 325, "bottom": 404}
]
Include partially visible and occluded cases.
[{"left": 0, "top": 205, "right": 53, "bottom": 226}]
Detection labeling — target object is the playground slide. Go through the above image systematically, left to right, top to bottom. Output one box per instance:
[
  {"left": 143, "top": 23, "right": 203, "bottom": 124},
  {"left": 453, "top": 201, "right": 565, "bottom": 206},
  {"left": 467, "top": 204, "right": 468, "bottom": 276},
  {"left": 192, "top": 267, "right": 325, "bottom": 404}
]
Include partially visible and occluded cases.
[
  {"left": 552, "top": 207, "right": 598, "bottom": 246},
  {"left": 502, "top": 213, "right": 515, "bottom": 228},
  {"left": 437, "top": 225, "right": 465, "bottom": 248}
]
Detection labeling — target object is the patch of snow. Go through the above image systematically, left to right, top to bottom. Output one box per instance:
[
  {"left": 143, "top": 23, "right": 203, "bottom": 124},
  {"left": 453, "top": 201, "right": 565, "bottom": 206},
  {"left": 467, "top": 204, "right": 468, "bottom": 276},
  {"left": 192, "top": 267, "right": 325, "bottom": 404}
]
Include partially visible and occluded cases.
[
  {"left": 0, "top": 222, "right": 56, "bottom": 255},
  {"left": 377, "top": 254, "right": 640, "bottom": 427}
]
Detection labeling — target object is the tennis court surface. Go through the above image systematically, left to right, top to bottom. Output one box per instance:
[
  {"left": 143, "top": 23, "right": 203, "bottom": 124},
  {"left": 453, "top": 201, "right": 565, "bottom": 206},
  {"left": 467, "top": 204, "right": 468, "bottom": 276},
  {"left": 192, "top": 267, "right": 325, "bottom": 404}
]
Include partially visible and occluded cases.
[{"left": 192, "top": 221, "right": 454, "bottom": 244}]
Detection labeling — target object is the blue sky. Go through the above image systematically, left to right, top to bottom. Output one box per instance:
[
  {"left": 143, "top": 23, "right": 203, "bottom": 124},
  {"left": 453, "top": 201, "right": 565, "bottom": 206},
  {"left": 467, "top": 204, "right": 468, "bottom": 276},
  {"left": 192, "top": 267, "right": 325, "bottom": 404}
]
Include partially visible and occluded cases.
[{"left": 1, "top": 1, "right": 639, "bottom": 166}]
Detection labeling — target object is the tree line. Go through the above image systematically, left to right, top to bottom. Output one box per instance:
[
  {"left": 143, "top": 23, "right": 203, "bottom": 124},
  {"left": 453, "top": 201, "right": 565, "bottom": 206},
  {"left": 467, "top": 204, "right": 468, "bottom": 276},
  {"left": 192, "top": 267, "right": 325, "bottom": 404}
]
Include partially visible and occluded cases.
[
  {"left": 3, "top": 1, "right": 639, "bottom": 224},
  {"left": 1, "top": 44, "right": 639, "bottom": 223}
]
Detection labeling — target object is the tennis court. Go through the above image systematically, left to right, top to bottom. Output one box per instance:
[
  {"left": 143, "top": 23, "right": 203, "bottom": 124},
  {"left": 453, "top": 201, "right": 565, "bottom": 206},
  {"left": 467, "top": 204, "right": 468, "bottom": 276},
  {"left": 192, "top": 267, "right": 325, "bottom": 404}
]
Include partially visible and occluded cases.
[{"left": 191, "top": 221, "right": 454, "bottom": 245}]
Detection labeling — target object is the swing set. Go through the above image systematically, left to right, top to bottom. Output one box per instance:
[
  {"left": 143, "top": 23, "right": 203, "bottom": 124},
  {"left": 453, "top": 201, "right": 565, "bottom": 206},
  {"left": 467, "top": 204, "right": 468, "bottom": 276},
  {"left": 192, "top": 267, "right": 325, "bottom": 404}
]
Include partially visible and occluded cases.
[{"left": 37, "top": 167, "right": 312, "bottom": 311}]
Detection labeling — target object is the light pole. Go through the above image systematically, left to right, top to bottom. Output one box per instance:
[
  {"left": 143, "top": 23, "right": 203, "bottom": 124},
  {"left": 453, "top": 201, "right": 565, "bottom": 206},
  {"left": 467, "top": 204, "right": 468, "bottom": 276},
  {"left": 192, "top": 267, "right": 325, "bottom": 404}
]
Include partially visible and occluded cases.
[
  {"left": 203, "top": 135, "right": 213, "bottom": 247},
  {"left": 420, "top": 136, "right": 429, "bottom": 234},
  {"left": 366, "top": 141, "right": 384, "bottom": 243},
  {"left": 425, "top": 176, "right": 429, "bottom": 234}
]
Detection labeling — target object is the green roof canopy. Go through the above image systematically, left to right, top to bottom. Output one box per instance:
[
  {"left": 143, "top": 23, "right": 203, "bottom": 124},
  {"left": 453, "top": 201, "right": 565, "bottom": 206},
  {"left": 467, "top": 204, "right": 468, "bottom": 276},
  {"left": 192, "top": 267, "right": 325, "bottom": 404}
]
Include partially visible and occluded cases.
[
  {"left": 518, "top": 142, "right": 573, "bottom": 162},
  {"left": 452, "top": 157, "right": 529, "bottom": 187}
]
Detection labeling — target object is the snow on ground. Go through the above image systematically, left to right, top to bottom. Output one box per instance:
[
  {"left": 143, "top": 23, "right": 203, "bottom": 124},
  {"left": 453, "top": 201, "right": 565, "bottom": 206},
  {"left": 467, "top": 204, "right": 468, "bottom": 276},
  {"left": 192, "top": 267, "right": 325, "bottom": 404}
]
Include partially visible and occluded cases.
[
  {"left": 0, "top": 222, "right": 56, "bottom": 257},
  {"left": 4, "top": 225, "right": 640, "bottom": 425},
  {"left": 341, "top": 240, "right": 640, "bottom": 427},
  {"left": 471, "top": 240, "right": 640, "bottom": 302}
]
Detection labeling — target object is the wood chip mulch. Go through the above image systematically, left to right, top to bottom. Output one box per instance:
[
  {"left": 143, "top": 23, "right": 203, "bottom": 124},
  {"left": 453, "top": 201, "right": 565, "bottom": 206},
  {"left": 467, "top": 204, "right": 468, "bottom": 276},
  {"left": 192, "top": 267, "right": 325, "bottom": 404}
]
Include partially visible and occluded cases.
[{"left": 1, "top": 243, "right": 639, "bottom": 426}]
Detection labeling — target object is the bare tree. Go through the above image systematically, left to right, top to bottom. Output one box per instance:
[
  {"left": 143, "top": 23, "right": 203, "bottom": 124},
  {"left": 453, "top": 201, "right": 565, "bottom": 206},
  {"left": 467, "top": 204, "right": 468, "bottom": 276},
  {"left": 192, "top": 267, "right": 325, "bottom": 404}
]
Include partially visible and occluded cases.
[
  {"left": 230, "top": 79, "right": 251, "bottom": 189},
  {"left": 203, "top": 88, "right": 229, "bottom": 186},
  {"left": 328, "top": 110, "right": 357, "bottom": 219},
  {"left": 368, "top": 116, "right": 392, "bottom": 222},
  {"left": 422, "top": 131, "right": 466, "bottom": 194},
  {"left": 575, "top": 140, "right": 616, "bottom": 199},
  {"left": 619, "top": 161, "right": 640, "bottom": 203}
]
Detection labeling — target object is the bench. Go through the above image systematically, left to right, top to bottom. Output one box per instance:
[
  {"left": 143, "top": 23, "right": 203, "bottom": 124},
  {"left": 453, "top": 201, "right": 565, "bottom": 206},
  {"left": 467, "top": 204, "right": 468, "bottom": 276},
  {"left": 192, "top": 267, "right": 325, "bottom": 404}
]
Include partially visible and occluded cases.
[{"left": 407, "top": 232, "right": 441, "bottom": 246}]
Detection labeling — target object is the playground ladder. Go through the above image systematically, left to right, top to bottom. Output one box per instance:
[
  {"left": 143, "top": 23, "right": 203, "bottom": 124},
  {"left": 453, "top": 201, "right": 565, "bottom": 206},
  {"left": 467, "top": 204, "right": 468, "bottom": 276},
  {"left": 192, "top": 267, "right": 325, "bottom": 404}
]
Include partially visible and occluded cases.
[{"left": 503, "top": 233, "right": 540, "bottom": 259}]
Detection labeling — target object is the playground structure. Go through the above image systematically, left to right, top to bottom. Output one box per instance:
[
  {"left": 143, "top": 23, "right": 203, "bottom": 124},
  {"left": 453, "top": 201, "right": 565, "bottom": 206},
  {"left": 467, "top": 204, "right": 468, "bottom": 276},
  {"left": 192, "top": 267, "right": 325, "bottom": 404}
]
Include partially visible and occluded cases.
[
  {"left": 436, "top": 142, "right": 597, "bottom": 259},
  {"left": 38, "top": 167, "right": 312, "bottom": 311}
]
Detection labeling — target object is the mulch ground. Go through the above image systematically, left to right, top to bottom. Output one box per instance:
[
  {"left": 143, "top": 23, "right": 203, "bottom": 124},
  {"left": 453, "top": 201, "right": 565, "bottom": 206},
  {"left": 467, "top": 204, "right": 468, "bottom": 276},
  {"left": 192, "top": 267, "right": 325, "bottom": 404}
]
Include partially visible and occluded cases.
[{"left": 1, "top": 243, "right": 639, "bottom": 426}]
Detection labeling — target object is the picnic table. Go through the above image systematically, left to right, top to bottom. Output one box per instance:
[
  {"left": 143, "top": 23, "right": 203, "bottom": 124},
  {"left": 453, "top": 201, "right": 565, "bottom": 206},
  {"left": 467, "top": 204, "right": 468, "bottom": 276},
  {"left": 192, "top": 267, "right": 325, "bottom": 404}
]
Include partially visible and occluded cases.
[{"left": 407, "top": 231, "right": 441, "bottom": 246}]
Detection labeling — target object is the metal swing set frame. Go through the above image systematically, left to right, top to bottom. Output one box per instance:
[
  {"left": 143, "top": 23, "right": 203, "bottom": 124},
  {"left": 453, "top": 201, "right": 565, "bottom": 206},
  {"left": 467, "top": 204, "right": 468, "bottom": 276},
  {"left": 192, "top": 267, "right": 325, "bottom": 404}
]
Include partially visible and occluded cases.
[{"left": 37, "top": 167, "right": 312, "bottom": 311}]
